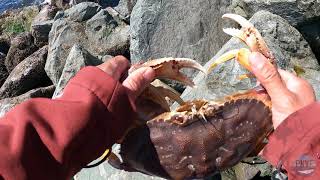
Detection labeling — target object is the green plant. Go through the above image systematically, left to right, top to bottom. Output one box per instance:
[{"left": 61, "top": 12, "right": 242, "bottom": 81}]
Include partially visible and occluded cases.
[{"left": 3, "top": 21, "right": 26, "bottom": 34}]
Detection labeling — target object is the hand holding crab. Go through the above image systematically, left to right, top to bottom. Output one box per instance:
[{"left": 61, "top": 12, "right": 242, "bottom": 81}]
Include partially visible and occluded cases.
[{"left": 248, "top": 52, "right": 315, "bottom": 129}]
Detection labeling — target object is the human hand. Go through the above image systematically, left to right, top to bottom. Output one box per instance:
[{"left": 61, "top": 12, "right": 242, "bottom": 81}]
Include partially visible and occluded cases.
[
  {"left": 249, "top": 52, "right": 316, "bottom": 129},
  {"left": 97, "top": 56, "right": 155, "bottom": 101}
]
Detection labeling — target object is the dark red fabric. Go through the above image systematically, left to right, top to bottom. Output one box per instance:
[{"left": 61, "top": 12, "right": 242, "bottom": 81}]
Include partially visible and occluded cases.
[
  {"left": 0, "top": 66, "right": 135, "bottom": 180},
  {"left": 263, "top": 102, "right": 320, "bottom": 179}
]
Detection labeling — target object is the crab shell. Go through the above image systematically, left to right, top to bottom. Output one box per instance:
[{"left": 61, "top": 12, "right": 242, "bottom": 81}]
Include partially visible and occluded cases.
[{"left": 110, "top": 90, "right": 273, "bottom": 180}]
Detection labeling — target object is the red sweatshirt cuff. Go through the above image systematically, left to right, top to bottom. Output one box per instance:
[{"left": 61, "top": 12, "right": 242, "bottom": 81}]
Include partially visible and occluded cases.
[
  {"left": 64, "top": 66, "right": 136, "bottom": 141},
  {"left": 262, "top": 102, "right": 320, "bottom": 167}
]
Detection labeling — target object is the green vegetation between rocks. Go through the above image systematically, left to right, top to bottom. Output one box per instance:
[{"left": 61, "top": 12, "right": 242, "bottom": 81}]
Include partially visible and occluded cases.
[{"left": 0, "top": 6, "right": 39, "bottom": 36}]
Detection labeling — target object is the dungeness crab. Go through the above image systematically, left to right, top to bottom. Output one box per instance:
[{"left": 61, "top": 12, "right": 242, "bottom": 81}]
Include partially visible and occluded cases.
[{"left": 104, "top": 14, "right": 275, "bottom": 179}]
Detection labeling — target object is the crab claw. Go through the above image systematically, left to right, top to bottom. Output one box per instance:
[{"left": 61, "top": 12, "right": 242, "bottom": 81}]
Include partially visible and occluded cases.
[
  {"left": 222, "top": 14, "right": 274, "bottom": 62},
  {"left": 208, "top": 48, "right": 252, "bottom": 74},
  {"left": 132, "top": 58, "right": 206, "bottom": 114},
  {"left": 133, "top": 58, "right": 207, "bottom": 87}
]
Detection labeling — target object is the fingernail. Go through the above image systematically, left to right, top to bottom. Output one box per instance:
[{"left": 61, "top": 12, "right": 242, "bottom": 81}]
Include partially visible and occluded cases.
[
  {"left": 249, "top": 52, "right": 267, "bottom": 70},
  {"left": 143, "top": 67, "right": 155, "bottom": 81}
]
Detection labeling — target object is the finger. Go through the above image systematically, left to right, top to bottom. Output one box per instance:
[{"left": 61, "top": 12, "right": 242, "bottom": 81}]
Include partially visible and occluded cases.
[
  {"left": 249, "top": 52, "right": 290, "bottom": 97},
  {"left": 97, "top": 56, "right": 130, "bottom": 81},
  {"left": 122, "top": 67, "right": 155, "bottom": 101},
  {"left": 277, "top": 69, "right": 297, "bottom": 84},
  {"left": 278, "top": 69, "right": 315, "bottom": 101}
]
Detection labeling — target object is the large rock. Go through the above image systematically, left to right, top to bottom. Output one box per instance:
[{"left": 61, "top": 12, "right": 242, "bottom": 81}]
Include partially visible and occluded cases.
[
  {"left": 113, "top": 0, "right": 137, "bottom": 22},
  {"left": 130, "top": 0, "right": 233, "bottom": 90},
  {"left": 230, "top": 0, "right": 320, "bottom": 26},
  {"left": 45, "top": 2, "right": 130, "bottom": 85},
  {"left": 31, "top": 5, "right": 59, "bottom": 47},
  {"left": 86, "top": 9, "right": 129, "bottom": 56},
  {"left": 181, "top": 11, "right": 320, "bottom": 102},
  {"left": 5, "top": 32, "right": 39, "bottom": 72},
  {"left": 53, "top": 44, "right": 108, "bottom": 98},
  {"left": 0, "top": 46, "right": 52, "bottom": 99},
  {"left": 0, "top": 85, "right": 55, "bottom": 118}
]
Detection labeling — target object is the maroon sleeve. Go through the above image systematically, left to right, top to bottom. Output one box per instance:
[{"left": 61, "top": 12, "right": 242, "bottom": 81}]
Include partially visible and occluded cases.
[
  {"left": 0, "top": 66, "right": 136, "bottom": 180},
  {"left": 262, "top": 102, "right": 320, "bottom": 179}
]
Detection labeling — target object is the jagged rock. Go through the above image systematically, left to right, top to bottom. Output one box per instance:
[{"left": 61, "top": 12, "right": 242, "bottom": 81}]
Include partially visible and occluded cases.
[
  {"left": 44, "top": 0, "right": 101, "bottom": 9},
  {"left": 113, "top": 0, "right": 137, "bottom": 22},
  {"left": 130, "top": 0, "right": 233, "bottom": 90},
  {"left": 230, "top": 0, "right": 320, "bottom": 26},
  {"left": 46, "top": 2, "right": 129, "bottom": 85},
  {"left": 63, "top": 2, "right": 101, "bottom": 22},
  {"left": 33, "top": 4, "right": 59, "bottom": 23},
  {"left": 31, "top": 5, "right": 59, "bottom": 47},
  {"left": 86, "top": 9, "right": 129, "bottom": 56},
  {"left": 181, "top": 10, "right": 320, "bottom": 102},
  {"left": 32, "top": 20, "right": 54, "bottom": 47},
  {"left": 5, "top": 32, "right": 39, "bottom": 72},
  {"left": 53, "top": 44, "right": 104, "bottom": 98},
  {"left": 0, "top": 46, "right": 52, "bottom": 99},
  {"left": 0, "top": 53, "right": 8, "bottom": 87},
  {"left": 0, "top": 85, "right": 55, "bottom": 118}
]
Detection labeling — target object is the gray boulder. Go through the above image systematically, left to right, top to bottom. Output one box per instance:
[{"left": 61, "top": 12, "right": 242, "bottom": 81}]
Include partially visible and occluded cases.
[
  {"left": 113, "top": 0, "right": 137, "bottom": 22},
  {"left": 130, "top": 0, "right": 233, "bottom": 90},
  {"left": 231, "top": 0, "right": 320, "bottom": 26},
  {"left": 45, "top": 2, "right": 129, "bottom": 85},
  {"left": 63, "top": 2, "right": 101, "bottom": 22},
  {"left": 31, "top": 5, "right": 59, "bottom": 47},
  {"left": 86, "top": 9, "right": 129, "bottom": 56},
  {"left": 181, "top": 10, "right": 320, "bottom": 102},
  {"left": 32, "top": 20, "right": 54, "bottom": 47},
  {"left": 5, "top": 32, "right": 39, "bottom": 72},
  {"left": 53, "top": 44, "right": 106, "bottom": 98},
  {"left": 0, "top": 46, "right": 52, "bottom": 99},
  {"left": 0, "top": 85, "right": 55, "bottom": 118}
]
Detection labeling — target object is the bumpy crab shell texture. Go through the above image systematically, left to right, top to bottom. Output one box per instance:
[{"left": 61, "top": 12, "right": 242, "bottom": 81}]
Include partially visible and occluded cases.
[{"left": 110, "top": 93, "right": 273, "bottom": 180}]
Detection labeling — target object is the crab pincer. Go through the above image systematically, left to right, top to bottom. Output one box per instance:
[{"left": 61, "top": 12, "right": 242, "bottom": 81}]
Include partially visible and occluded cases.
[
  {"left": 208, "top": 13, "right": 276, "bottom": 76},
  {"left": 131, "top": 58, "right": 206, "bottom": 112}
]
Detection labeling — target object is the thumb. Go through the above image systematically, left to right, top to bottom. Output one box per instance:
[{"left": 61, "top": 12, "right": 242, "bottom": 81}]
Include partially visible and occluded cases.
[
  {"left": 249, "top": 52, "right": 288, "bottom": 97},
  {"left": 122, "top": 67, "right": 155, "bottom": 101}
]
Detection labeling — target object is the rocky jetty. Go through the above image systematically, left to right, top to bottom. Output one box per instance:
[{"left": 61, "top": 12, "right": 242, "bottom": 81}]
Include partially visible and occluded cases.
[{"left": 0, "top": 0, "right": 319, "bottom": 179}]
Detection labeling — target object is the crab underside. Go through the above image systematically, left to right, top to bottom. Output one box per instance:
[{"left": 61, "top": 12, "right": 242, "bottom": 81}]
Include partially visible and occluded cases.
[{"left": 105, "top": 14, "right": 276, "bottom": 180}]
